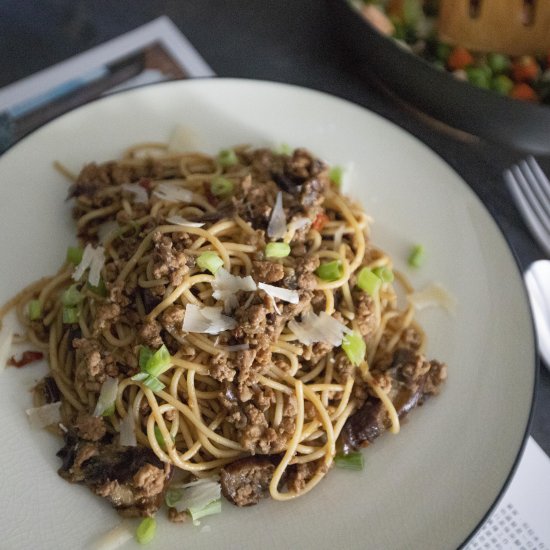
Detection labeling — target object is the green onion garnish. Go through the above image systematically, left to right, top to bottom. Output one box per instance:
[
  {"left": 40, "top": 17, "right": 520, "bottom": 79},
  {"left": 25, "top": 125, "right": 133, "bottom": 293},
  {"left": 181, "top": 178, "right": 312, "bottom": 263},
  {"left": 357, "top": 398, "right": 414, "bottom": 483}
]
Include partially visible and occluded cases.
[
  {"left": 218, "top": 149, "right": 238, "bottom": 167},
  {"left": 329, "top": 166, "right": 343, "bottom": 188},
  {"left": 210, "top": 176, "right": 234, "bottom": 198},
  {"left": 265, "top": 242, "right": 291, "bottom": 258},
  {"left": 408, "top": 244, "right": 425, "bottom": 268},
  {"left": 66, "top": 246, "right": 83, "bottom": 265},
  {"left": 197, "top": 251, "right": 224, "bottom": 274},
  {"left": 315, "top": 260, "right": 343, "bottom": 282},
  {"left": 372, "top": 266, "right": 394, "bottom": 283},
  {"left": 357, "top": 267, "right": 381, "bottom": 296},
  {"left": 87, "top": 277, "right": 107, "bottom": 297},
  {"left": 62, "top": 285, "right": 84, "bottom": 307},
  {"left": 28, "top": 299, "right": 42, "bottom": 321},
  {"left": 62, "top": 306, "right": 79, "bottom": 324},
  {"left": 342, "top": 331, "right": 366, "bottom": 366},
  {"left": 144, "top": 345, "right": 171, "bottom": 377},
  {"left": 139, "top": 346, "right": 154, "bottom": 370},
  {"left": 131, "top": 372, "right": 149, "bottom": 382},
  {"left": 142, "top": 375, "right": 165, "bottom": 392},
  {"left": 102, "top": 404, "right": 115, "bottom": 417},
  {"left": 155, "top": 425, "right": 166, "bottom": 448},
  {"left": 334, "top": 451, "right": 364, "bottom": 471},
  {"left": 165, "top": 487, "right": 184, "bottom": 508},
  {"left": 189, "top": 498, "right": 222, "bottom": 521},
  {"left": 136, "top": 517, "right": 156, "bottom": 545}
]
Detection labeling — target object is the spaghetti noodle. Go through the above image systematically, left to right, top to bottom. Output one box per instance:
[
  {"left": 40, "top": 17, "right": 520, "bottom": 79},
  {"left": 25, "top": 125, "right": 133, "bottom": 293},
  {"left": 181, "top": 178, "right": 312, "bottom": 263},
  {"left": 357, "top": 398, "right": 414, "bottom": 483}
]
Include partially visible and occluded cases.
[{"left": 1, "top": 142, "right": 447, "bottom": 519}]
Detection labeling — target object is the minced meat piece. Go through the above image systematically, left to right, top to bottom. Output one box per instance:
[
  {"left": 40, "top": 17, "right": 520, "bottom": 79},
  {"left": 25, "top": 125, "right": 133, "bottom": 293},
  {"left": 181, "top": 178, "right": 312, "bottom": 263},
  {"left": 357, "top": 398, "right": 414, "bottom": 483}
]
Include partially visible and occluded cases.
[
  {"left": 253, "top": 260, "right": 285, "bottom": 283},
  {"left": 73, "top": 413, "right": 107, "bottom": 442}
]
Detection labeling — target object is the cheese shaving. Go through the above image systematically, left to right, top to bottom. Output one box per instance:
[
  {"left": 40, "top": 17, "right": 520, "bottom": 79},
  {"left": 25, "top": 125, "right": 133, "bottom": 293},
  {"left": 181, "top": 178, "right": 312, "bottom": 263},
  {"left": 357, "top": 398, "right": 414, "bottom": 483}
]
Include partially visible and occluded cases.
[
  {"left": 153, "top": 182, "right": 193, "bottom": 203},
  {"left": 121, "top": 183, "right": 148, "bottom": 204},
  {"left": 267, "top": 191, "right": 286, "bottom": 240},
  {"left": 166, "top": 215, "right": 205, "bottom": 228},
  {"left": 72, "top": 243, "right": 105, "bottom": 287},
  {"left": 211, "top": 268, "right": 257, "bottom": 311},
  {"left": 258, "top": 282, "right": 299, "bottom": 304},
  {"left": 408, "top": 282, "right": 456, "bottom": 314},
  {"left": 183, "top": 304, "right": 237, "bottom": 334},
  {"left": 288, "top": 311, "right": 351, "bottom": 346},
  {"left": 26, "top": 401, "right": 62, "bottom": 429},
  {"left": 119, "top": 412, "right": 137, "bottom": 447}
]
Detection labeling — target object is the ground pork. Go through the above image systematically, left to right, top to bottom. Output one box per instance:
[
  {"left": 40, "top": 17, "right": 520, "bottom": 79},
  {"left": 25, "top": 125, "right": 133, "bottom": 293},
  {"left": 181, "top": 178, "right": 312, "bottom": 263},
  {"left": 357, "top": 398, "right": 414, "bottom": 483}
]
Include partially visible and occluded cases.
[{"left": 73, "top": 413, "right": 107, "bottom": 442}]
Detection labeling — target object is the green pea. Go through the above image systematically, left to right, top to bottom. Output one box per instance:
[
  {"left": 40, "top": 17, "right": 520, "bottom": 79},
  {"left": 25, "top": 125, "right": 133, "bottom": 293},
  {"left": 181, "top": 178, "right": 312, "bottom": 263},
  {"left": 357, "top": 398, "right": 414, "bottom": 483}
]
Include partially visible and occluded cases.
[
  {"left": 487, "top": 53, "right": 511, "bottom": 74},
  {"left": 491, "top": 74, "right": 514, "bottom": 96}
]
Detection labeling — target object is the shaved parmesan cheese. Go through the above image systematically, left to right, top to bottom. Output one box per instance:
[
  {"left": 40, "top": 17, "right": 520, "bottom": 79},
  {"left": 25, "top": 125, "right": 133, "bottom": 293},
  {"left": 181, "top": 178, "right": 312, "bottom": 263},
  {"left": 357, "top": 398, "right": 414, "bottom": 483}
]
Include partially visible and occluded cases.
[
  {"left": 154, "top": 182, "right": 193, "bottom": 203},
  {"left": 121, "top": 183, "right": 148, "bottom": 204},
  {"left": 267, "top": 191, "right": 286, "bottom": 240},
  {"left": 166, "top": 215, "right": 205, "bottom": 228},
  {"left": 287, "top": 216, "right": 311, "bottom": 234},
  {"left": 97, "top": 221, "right": 119, "bottom": 244},
  {"left": 333, "top": 225, "right": 346, "bottom": 250},
  {"left": 72, "top": 243, "right": 105, "bottom": 287},
  {"left": 212, "top": 268, "right": 257, "bottom": 311},
  {"left": 258, "top": 282, "right": 299, "bottom": 304},
  {"left": 408, "top": 282, "right": 456, "bottom": 314},
  {"left": 183, "top": 304, "right": 237, "bottom": 334},
  {"left": 288, "top": 311, "right": 350, "bottom": 346},
  {"left": 0, "top": 327, "right": 13, "bottom": 370},
  {"left": 26, "top": 401, "right": 62, "bottom": 429},
  {"left": 119, "top": 411, "right": 137, "bottom": 447},
  {"left": 91, "top": 522, "right": 134, "bottom": 550}
]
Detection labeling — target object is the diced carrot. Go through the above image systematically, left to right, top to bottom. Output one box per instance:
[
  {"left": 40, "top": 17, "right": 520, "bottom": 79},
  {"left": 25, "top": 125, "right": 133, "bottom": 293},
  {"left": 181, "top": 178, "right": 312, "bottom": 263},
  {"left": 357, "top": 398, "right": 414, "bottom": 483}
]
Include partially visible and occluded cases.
[
  {"left": 447, "top": 46, "right": 474, "bottom": 71},
  {"left": 511, "top": 56, "right": 540, "bottom": 82},
  {"left": 510, "top": 83, "right": 538, "bottom": 102},
  {"left": 312, "top": 213, "right": 329, "bottom": 231}
]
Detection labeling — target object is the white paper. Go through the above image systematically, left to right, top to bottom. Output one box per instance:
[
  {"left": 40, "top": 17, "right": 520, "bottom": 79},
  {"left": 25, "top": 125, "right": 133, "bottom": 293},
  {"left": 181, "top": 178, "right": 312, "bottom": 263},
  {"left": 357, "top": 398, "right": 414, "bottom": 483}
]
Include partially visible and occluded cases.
[{"left": 467, "top": 437, "right": 550, "bottom": 549}]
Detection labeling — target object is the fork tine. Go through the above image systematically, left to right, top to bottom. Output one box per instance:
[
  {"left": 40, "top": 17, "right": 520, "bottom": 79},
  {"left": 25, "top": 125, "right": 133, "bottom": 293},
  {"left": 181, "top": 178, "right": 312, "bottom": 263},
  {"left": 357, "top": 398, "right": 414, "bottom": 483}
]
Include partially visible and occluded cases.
[
  {"left": 526, "top": 156, "right": 550, "bottom": 204},
  {"left": 517, "top": 161, "right": 550, "bottom": 234},
  {"left": 505, "top": 167, "right": 550, "bottom": 257}
]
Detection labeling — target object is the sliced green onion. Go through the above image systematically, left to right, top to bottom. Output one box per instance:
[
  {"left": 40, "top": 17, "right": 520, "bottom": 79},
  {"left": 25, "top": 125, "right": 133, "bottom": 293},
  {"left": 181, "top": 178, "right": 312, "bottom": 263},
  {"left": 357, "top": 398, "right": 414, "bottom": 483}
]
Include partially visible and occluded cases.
[
  {"left": 218, "top": 149, "right": 238, "bottom": 167},
  {"left": 329, "top": 166, "right": 343, "bottom": 188},
  {"left": 210, "top": 176, "right": 234, "bottom": 198},
  {"left": 265, "top": 242, "right": 290, "bottom": 258},
  {"left": 408, "top": 244, "right": 425, "bottom": 268},
  {"left": 66, "top": 246, "right": 83, "bottom": 265},
  {"left": 197, "top": 251, "right": 224, "bottom": 274},
  {"left": 316, "top": 260, "right": 343, "bottom": 282},
  {"left": 372, "top": 266, "right": 394, "bottom": 283},
  {"left": 357, "top": 267, "right": 381, "bottom": 296},
  {"left": 87, "top": 277, "right": 107, "bottom": 297},
  {"left": 62, "top": 285, "right": 84, "bottom": 306},
  {"left": 28, "top": 299, "right": 42, "bottom": 321},
  {"left": 62, "top": 306, "right": 79, "bottom": 324},
  {"left": 342, "top": 331, "right": 366, "bottom": 366},
  {"left": 144, "top": 345, "right": 171, "bottom": 377},
  {"left": 139, "top": 346, "right": 154, "bottom": 370},
  {"left": 131, "top": 372, "right": 149, "bottom": 382},
  {"left": 143, "top": 375, "right": 165, "bottom": 392},
  {"left": 102, "top": 404, "right": 115, "bottom": 417},
  {"left": 154, "top": 425, "right": 168, "bottom": 448},
  {"left": 334, "top": 451, "right": 364, "bottom": 471},
  {"left": 165, "top": 487, "right": 184, "bottom": 508},
  {"left": 189, "top": 498, "right": 222, "bottom": 521},
  {"left": 136, "top": 517, "right": 156, "bottom": 545}
]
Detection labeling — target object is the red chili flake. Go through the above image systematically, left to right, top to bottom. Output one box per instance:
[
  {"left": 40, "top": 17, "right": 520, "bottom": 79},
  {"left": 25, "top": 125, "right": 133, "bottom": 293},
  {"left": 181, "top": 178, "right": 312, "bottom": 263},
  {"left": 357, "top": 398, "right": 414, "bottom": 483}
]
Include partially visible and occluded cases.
[
  {"left": 312, "top": 213, "right": 329, "bottom": 231},
  {"left": 8, "top": 351, "right": 44, "bottom": 368}
]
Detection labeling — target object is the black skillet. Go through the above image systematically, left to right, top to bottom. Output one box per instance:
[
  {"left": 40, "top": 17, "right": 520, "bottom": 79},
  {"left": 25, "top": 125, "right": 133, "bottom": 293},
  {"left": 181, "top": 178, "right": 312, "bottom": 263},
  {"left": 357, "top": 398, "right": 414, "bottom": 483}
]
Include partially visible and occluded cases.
[{"left": 327, "top": 0, "right": 550, "bottom": 155}]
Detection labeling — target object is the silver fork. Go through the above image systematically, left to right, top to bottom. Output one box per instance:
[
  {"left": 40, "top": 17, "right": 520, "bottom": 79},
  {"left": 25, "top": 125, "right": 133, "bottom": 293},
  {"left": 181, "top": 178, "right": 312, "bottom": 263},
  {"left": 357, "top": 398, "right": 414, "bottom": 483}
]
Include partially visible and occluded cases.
[
  {"left": 504, "top": 156, "right": 550, "bottom": 257},
  {"left": 504, "top": 157, "right": 550, "bottom": 368}
]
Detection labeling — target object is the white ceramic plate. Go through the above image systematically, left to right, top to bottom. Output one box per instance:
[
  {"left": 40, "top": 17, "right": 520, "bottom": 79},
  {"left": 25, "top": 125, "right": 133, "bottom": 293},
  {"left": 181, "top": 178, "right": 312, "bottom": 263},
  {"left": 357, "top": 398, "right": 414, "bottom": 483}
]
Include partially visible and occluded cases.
[{"left": 0, "top": 79, "right": 535, "bottom": 550}]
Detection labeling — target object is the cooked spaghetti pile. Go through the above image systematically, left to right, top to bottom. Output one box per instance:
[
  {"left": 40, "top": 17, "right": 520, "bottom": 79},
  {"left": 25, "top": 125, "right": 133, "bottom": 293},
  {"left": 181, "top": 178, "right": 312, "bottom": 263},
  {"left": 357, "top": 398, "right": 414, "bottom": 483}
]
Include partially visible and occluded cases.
[{"left": 1, "top": 142, "right": 446, "bottom": 520}]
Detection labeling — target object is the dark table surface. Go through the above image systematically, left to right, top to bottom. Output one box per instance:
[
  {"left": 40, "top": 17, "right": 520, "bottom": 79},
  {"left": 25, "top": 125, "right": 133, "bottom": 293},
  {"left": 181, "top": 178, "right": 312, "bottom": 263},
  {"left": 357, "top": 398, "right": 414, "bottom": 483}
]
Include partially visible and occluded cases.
[{"left": 2, "top": 0, "right": 549, "bottom": 458}]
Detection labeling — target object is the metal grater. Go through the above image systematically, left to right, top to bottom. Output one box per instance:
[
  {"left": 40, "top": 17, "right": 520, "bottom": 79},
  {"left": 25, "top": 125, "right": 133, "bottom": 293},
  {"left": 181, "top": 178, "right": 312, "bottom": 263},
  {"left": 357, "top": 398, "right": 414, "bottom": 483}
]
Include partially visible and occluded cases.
[{"left": 437, "top": 0, "right": 550, "bottom": 55}]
